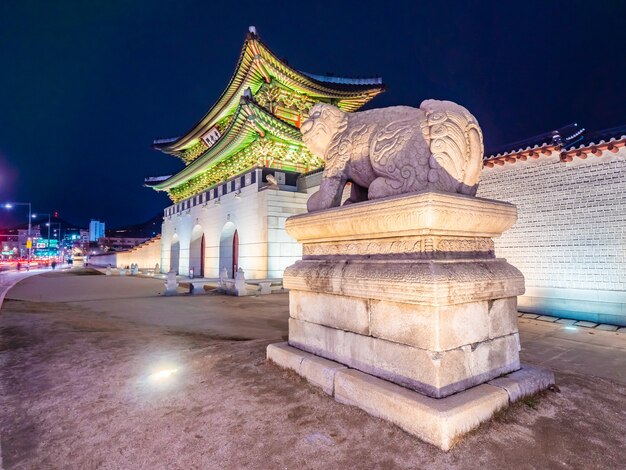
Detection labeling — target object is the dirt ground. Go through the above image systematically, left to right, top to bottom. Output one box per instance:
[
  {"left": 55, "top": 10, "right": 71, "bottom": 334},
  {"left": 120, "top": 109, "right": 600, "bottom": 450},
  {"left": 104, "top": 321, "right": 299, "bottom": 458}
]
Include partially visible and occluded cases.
[{"left": 1, "top": 271, "right": 625, "bottom": 469}]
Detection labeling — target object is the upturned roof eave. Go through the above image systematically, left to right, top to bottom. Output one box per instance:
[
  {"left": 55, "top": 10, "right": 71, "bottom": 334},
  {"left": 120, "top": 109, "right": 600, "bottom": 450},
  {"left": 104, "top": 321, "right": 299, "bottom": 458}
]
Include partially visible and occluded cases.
[
  {"left": 153, "top": 29, "right": 385, "bottom": 155},
  {"left": 153, "top": 33, "right": 258, "bottom": 155},
  {"left": 150, "top": 99, "right": 305, "bottom": 192}
]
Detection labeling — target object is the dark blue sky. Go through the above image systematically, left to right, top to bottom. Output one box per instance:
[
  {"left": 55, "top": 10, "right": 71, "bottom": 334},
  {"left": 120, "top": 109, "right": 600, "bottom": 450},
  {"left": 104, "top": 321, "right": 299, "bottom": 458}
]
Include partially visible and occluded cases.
[{"left": 1, "top": 0, "right": 624, "bottom": 227}]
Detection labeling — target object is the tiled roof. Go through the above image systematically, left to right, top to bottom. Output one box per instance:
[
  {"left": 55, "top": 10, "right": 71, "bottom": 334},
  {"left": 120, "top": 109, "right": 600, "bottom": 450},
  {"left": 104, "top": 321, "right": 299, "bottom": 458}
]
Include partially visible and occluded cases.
[
  {"left": 152, "top": 27, "right": 385, "bottom": 155},
  {"left": 300, "top": 72, "right": 384, "bottom": 87},
  {"left": 484, "top": 123, "right": 626, "bottom": 167},
  {"left": 485, "top": 123, "right": 583, "bottom": 159},
  {"left": 144, "top": 175, "right": 173, "bottom": 186}
]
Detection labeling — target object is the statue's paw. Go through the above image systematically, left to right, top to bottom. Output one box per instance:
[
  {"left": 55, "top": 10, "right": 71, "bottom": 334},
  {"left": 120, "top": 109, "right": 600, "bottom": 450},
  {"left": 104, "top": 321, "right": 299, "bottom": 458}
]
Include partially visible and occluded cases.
[{"left": 307, "top": 191, "right": 325, "bottom": 212}]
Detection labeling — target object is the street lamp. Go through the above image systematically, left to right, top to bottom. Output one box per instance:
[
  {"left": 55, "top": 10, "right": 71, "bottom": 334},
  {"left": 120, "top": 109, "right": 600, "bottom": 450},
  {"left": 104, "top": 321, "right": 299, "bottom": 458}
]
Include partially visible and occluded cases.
[
  {"left": 3, "top": 202, "right": 32, "bottom": 261},
  {"left": 49, "top": 222, "right": 62, "bottom": 255}
]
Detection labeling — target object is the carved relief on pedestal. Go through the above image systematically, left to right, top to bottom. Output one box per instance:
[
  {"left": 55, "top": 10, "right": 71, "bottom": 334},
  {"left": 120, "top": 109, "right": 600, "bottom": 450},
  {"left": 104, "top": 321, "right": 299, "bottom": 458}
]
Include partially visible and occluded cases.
[{"left": 302, "top": 236, "right": 495, "bottom": 259}]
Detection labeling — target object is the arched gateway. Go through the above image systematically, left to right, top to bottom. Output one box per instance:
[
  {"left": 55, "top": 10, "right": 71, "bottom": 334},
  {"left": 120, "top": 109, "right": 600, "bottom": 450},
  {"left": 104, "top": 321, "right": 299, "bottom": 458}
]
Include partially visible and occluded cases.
[
  {"left": 219, "top": 222, "right": 238, "bottom": 279},
  {"left": 189, "top": 225, "right": 205, "bottom": 278},
  {"left": 170, "top": 234, "right": 180, "bottom": 274}
]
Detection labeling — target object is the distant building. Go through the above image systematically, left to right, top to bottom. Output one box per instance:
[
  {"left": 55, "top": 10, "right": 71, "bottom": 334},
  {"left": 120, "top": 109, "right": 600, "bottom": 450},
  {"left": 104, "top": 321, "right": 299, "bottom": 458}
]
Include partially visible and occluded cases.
[
  {"left": 89, "top": 220, "right": 105, "bottom": 242},
  {"left": 18, "top": 226, "right": 41, "bottom": 257},
  {"left": 63, "top": 228, "right": 89, "bottom": 246},
  {"left": 1, "top": 235, "right": 20, "bottom": 259}
]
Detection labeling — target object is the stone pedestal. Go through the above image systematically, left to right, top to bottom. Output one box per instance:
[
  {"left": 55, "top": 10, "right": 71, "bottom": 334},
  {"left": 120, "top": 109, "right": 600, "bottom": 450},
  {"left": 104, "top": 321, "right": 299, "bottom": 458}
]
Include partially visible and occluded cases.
[{"left": 268, "top": 191, "right": 554, "bottom": 449}]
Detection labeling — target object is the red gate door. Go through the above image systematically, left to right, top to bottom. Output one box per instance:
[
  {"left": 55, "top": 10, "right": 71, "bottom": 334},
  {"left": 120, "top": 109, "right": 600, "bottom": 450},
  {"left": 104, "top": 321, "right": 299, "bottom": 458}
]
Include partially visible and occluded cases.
[
  {"left": 232, "top": 230, "right": 239, "bottom": 278},
  {"left": 200, "top": 234, "right": 205, "bottom": 278}
]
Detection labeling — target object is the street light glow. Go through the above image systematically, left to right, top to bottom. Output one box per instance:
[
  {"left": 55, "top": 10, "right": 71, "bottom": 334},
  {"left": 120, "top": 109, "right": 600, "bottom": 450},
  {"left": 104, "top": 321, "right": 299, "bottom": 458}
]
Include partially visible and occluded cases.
[{"left": 4, "top": 203, "right": 13, "bottom": 209}]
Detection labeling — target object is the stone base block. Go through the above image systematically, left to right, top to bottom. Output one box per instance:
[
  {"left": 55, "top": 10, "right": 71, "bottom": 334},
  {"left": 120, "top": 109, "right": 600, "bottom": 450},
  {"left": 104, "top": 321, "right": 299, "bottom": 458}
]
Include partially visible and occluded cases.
[
  {"left": 284, "top": 259, "right": 524, "bottom": 306},
  {"left": 259, "top": 282, "right": 272, "bottom": 295},
  {"left": 191, "top": 284, "right": 205, "bottom": 295},
  {"left": 290, "top": 291, "right": 520, "bottom": 351},
  {"left": 289, "top": 318, "right": 520, "bottom": 398},
  {"left": 267, "top": 342, "right": 554, "bottom": 451},
  {"left": 267, "top": 342, "right": 347, "bottom": 395},
  {"left": 267, "top": 342, "right": 314, "bottom": 373},
  {"left": 488, "top": 365, "right": 555, "bottom": 401},
  {"left": 334, "top": 369, "right": 508, "bottom": 451}
]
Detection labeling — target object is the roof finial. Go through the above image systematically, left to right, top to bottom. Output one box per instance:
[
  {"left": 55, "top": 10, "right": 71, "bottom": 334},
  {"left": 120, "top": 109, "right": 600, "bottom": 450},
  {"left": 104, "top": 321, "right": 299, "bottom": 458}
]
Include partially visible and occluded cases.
[{"left": 248, "top": 25, "right": 257, "bottom": 36}]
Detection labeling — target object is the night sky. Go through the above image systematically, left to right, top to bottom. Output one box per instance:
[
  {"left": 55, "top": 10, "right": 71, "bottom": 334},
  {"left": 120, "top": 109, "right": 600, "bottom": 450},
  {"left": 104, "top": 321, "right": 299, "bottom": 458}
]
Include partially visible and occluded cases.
[{"left": 1, "top": 1, "right": 624, "bottom": 228}]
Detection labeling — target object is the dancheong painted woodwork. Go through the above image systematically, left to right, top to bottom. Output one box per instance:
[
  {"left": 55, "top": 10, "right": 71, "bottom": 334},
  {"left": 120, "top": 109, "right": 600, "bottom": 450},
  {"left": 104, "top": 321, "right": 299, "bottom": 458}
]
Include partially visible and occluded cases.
[{"left": 146, "top": 26, "right": 385, "bottom": 202}]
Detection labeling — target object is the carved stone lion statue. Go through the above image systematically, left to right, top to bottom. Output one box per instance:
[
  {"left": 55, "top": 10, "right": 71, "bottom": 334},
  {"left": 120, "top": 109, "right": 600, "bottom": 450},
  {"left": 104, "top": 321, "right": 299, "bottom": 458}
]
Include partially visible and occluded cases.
[{"left": 301, "top": 100, "right": 484, "bottom": 212}]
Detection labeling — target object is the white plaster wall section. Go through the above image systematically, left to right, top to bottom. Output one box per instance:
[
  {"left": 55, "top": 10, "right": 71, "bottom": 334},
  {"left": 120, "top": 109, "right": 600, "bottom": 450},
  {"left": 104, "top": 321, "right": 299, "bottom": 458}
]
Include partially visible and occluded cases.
[
  {"left": 478, "top": 148, "right": 626, "bottom": 324},
  {"left": 191, "top": 183, "right": 269, "bottom": 279},
  {"left": 266, "top": 189, "right": 308, "bottom": 278},
  {"left": 197, "top": 202, "right": 226, "bottom": 278},
  {"left": 177, "top": 213, "right": 195, "bottom": 276},
  {"left": 161, "top": 218, "right": 175, "bottom": 273},
  {"left": 188, "top": 224, "right": 204, "bottom": 277},
  {"left": 170, "top": 233, "right": 181, "bottom": 274}
]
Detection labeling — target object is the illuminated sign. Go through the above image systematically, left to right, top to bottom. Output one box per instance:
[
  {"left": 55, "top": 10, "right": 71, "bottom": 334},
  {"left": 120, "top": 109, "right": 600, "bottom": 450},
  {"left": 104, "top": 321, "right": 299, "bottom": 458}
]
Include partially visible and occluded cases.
[
  {"left": 201, "top": 127, "right": 221, "bottom": 148},
  {"left": 36, "top": 239, "right": 59, "bottom": 249}
]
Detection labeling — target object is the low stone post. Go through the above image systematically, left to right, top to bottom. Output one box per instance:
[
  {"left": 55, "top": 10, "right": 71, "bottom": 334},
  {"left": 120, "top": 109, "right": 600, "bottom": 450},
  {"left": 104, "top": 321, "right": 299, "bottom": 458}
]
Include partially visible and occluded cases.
[
  {"left": 155, "top": 263, "right": 160, "bottom": 274},
  {"left": 106, "top": 264, "right": 112, "bottom": 276},
  {"left": 119, "top": 267, "right": 126, "bottom": 276},
  {"left": 218, "top": 267, "right": 228, "bottom": 291},
  {"left": 234, "top": 267, "right": 246, "bottom": 296},
  {"left": 164, "top": 271, "right": 178, "bottom": 296},
  {"left": 259, "top": 281, "right": 272, "bottom": 295},
  {"left": 191, "top": 283, "right": 205, "bottom": 295}
]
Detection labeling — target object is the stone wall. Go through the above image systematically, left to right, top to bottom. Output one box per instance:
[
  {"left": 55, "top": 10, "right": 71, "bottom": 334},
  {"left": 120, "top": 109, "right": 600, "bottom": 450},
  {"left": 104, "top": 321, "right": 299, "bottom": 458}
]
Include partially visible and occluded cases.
[
  {"left": 147, "top": 142, "right": 626, "bottom": 324},
  {"left": 477, "top": 148, "right": 626, "bottom": 325},
  {"left": 160, "top": 168, "right": 308, "bottom": 279},
  {"left": 263, "top": 190, "right": 309, "bottom": 279},
  {"left": 89, "top": 235, "right": 162, "bottom": 271}
]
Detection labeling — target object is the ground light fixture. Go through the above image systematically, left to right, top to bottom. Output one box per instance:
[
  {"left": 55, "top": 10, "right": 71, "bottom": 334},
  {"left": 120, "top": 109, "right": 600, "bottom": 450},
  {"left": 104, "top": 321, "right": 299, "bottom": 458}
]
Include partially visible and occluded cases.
[
  {"left": 145, "top": 360, "right": 182, "bottom": 387},
  {"left": 151, "top": 368, "right": 178, "bottom": 380}
]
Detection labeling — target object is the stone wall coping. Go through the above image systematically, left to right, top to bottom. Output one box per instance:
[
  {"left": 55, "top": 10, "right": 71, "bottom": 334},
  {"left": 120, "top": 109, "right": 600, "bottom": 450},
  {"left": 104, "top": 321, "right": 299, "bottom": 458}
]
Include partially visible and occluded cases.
[
  {"left": 285, "top": 191, "right": 517, "bottom": 243},
  {"left": 523, "top": 286, "right": 626, "bottom": 303}
]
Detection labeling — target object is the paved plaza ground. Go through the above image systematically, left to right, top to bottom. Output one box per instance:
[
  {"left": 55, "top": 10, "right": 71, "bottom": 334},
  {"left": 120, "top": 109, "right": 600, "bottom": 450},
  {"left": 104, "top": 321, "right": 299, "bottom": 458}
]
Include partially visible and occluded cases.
[{"left": 0, "top": 269, "right": 625, "bottom": 469}]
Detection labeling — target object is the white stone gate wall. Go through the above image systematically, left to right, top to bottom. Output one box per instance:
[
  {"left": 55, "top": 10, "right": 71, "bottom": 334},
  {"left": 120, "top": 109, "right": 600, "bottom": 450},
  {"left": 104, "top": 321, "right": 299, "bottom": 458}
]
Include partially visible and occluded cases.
[
  {"left": 477, "top": 149, "right": 626, "bottom": 325},
  {"left": 161, "top": 182, "right": 270, "bottom": 279},
  {"left": 262, "top": 189, "right": 309, "bottom": 279}
]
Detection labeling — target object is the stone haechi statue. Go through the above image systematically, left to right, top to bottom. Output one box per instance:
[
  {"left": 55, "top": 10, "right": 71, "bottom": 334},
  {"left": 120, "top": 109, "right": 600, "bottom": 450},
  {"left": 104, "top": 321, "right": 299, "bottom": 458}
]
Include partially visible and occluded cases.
[
  {"left": 268, "top": 97, "right": 555, "bottom": 450},
  {"left": 301, "top": 100, "right": 484, "bottom": 211}
]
